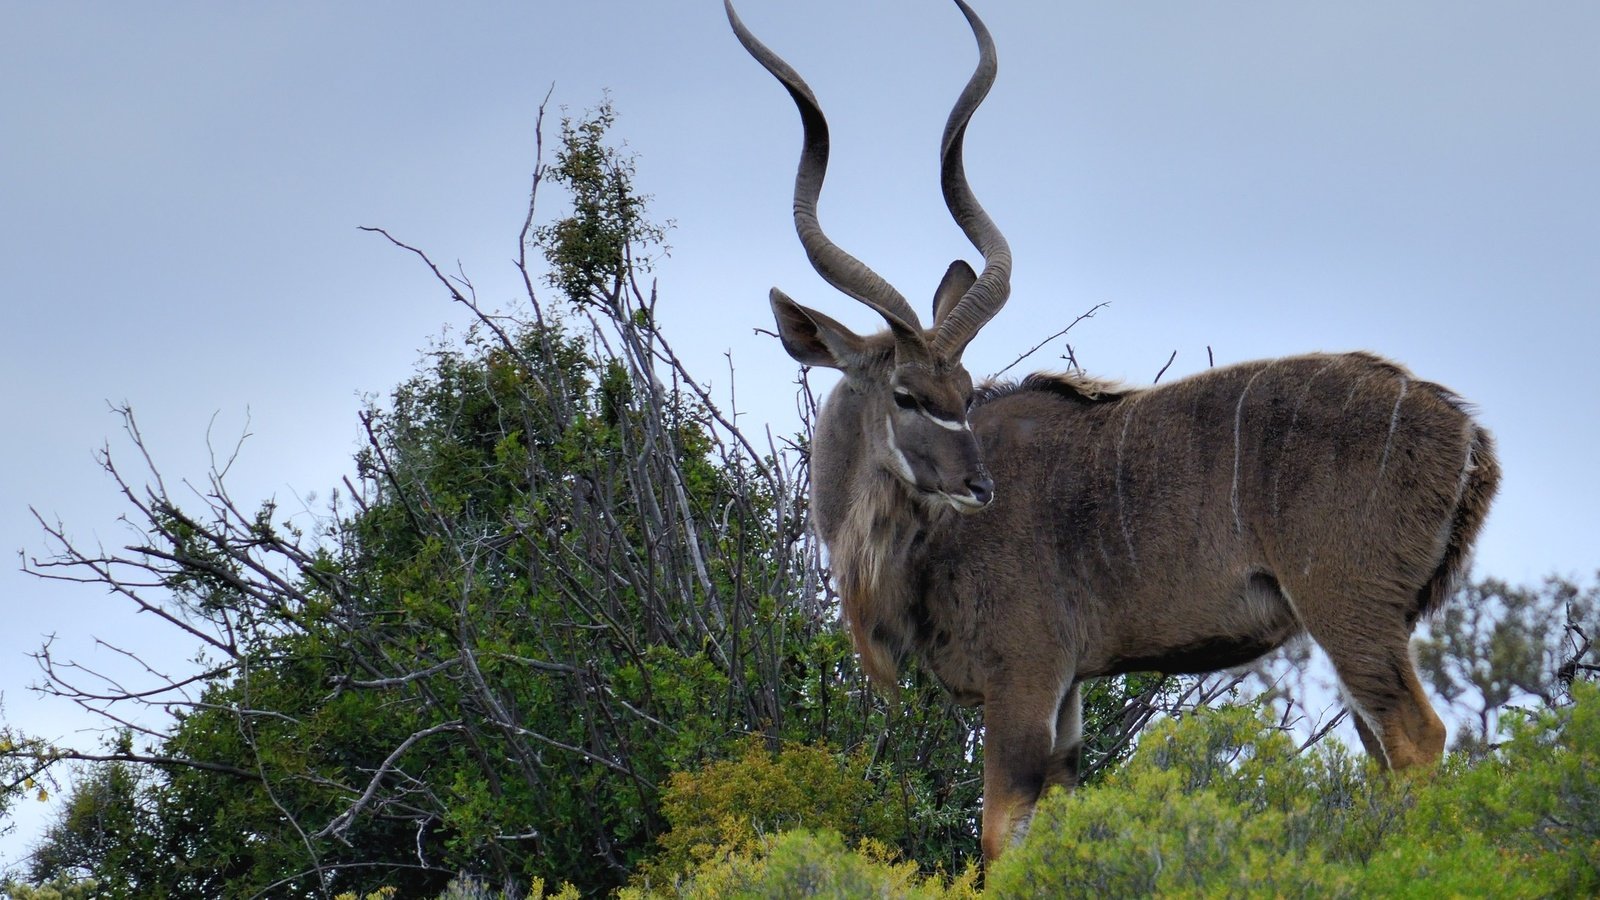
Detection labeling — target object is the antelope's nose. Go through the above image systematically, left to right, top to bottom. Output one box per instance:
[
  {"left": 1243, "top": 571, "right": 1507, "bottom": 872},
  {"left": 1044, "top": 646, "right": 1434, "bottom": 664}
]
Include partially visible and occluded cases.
[{"left": 966, "top": 476, "right": 995, "bottom": 506}]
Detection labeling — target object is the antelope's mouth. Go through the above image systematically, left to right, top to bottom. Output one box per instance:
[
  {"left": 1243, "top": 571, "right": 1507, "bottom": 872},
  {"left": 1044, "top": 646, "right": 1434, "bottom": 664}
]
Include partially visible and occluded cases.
[{"left": 941, "top": 490, "right": 993, "bottom": 513}]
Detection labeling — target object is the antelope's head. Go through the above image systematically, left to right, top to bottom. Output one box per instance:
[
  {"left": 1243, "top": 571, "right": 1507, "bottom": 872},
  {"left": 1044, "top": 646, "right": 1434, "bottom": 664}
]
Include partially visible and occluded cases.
[{"left": 728, "top": 0, "right": 1011, "bottom": 513}]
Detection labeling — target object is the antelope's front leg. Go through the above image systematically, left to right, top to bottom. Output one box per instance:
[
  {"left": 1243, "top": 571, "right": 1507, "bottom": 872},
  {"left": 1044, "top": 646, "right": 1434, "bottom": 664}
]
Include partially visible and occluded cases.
[{"left": 980, "top": 687, "right": 1062, "bottom": 861}]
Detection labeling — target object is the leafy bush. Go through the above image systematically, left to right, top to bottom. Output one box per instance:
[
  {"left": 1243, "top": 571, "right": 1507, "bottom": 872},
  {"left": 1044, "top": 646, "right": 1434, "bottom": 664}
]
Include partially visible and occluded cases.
[
  {"left": 11, "top": 102, "right": 850, "bottom": 898},
  {"left": 1364, "top": 680, "right": 1600, "bottom": 897},
  {"left": 988, "top": 681, "right": 1600, "bottom": 898},
  {"left": 989, "top": 704, "right": 1362, "bottom": 897},
  {"left": 635, "top": 736, "right": 911, "bottom": 887},
  {"left": 625, "top": 830, "right": 979, "bottom": 900},
  {"left": 0, "top": 874, "right": 101, "bottom": 900}
]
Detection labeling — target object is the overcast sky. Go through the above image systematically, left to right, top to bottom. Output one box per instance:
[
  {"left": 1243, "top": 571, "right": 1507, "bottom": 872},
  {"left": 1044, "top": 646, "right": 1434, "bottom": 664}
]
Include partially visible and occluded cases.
[{"left": 3, "top": 1, "right": 1597, "bottom": 866}]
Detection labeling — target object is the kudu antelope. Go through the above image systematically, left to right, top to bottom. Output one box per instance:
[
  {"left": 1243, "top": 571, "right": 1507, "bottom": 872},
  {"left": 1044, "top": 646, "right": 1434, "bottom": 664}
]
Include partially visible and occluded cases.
[{"left": 728, "top": 0, "right": 1500, "bottom": 861}]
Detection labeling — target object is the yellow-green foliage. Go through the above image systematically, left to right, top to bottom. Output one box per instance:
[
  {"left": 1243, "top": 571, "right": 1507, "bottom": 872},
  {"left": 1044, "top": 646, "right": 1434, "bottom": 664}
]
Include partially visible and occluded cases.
[
  {"left": 1362, "top": 681, "right": 1600, "bottom": 897},
  {"left": 988, "top": 683, "right": 1600, "bottom": 898},
  {"left": 423, "top": 684, "right": 1596, "bottom": 898},
  {"left": 987, "top": 703, "right": 1369, "bottom": 897},
  {"left": 636, "top": 735, "right": 914, "bottom": 888},
  {"left": 622, "top": 830, "right": 980, "bottom": 900},
  {"left": 0, "top": 875, "right": 101, "bottom": 900},
  {"left": 407, "top": 877, "right": 580, "bottom": 900},
  {"left": 529, "top": 878, "right": 582, "bottom": 900},
  {"left": 333, "top": 889, "right": 397, "bottom": 900}
]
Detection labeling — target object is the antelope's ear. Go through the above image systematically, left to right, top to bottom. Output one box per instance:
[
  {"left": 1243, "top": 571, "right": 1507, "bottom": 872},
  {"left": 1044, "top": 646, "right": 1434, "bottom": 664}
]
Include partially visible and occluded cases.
[
  {"left": 931, "top": 260, "right": 978, "bottom": 330},
  {"left": 770, "top": 287, "right": 866, "bottom": 370}
]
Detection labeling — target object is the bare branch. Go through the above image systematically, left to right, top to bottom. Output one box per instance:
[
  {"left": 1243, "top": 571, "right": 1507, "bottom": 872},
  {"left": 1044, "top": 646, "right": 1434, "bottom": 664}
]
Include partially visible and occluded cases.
[
  {"left": 989, "top": 301, "right": 1109, "bottom": 381},
  {"left": 1153, "top": 349, "right": 1178, "bottom": 384},
  {"left": 318, "top": 721, "right": 464, "bottom": 841}
]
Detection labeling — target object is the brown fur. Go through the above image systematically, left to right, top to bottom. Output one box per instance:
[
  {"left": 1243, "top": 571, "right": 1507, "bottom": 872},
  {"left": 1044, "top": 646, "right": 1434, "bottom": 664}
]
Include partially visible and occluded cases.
[
  {"left": 728, "top": 0, "right": 1499, "bottom": 862},
  {"left": 804, "top": 347, "right": 1498, "bottom": 860},
  {"left": 975, "top": 371, "right": 1131, "bottom": 405}
]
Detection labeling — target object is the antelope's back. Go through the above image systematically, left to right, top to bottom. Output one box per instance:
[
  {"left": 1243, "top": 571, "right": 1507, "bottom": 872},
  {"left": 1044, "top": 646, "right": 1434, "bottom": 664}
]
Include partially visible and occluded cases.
[{"left": 966, "top": 352, "right": 1494, "bottom": 610}]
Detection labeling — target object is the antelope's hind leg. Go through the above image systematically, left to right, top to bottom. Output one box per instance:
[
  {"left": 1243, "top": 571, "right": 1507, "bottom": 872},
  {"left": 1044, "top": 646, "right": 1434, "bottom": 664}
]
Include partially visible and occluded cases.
[
  {"left": 1299, "top": 598, "right": 1446, "bottom": 769},
  {"left": 1361, "top": 650, "right": 1446, "bottom": 769}
]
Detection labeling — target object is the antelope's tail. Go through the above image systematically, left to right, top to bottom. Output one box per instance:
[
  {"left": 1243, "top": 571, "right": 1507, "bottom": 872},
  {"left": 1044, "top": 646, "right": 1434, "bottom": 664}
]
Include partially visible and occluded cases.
[{"left": 1414, "top": 422, "right": 1501, "bottom": 624}]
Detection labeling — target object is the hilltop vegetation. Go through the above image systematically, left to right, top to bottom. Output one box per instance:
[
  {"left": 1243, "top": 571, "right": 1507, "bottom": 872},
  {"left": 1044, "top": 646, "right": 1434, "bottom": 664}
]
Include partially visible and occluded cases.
[{"left": 614, "top": 684, "right": 1598, "bottom": 898}]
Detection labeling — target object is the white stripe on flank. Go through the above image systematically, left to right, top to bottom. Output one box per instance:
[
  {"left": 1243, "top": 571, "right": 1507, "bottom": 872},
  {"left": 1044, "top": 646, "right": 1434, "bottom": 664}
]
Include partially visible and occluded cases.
[
  {"left": 1231, "top": 368, "right": 1268, "bottom": 534},
  {"left": 1365, "top": 376, "right": 1410, "bottom": 510},
  {"left": 1375, "top": 377, "right": 1409, "bottom": 482}
]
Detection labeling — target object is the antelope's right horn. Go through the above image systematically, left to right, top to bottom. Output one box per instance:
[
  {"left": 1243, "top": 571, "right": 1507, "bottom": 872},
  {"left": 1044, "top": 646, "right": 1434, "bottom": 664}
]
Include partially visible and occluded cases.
[{"left": 725, "top": 0, "right": 926, "bottom": 337}]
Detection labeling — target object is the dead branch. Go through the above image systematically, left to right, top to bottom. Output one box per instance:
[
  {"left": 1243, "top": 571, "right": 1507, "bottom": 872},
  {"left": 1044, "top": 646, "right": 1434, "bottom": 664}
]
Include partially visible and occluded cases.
[{"left": 989, "top": 301, "right": 1110, "bottom": 381}]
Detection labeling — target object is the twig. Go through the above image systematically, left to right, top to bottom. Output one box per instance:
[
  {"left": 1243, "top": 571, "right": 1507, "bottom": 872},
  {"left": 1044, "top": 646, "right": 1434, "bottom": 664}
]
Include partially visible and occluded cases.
[
  {"left": 990, "top": 302, "right": 1110, "bottom": 380},
  {"left": 1153, "top": 349, "right": 1178, "bottom": 384},
  {"left": 317, "top": 721, "right": 464, "bottom": 840}
]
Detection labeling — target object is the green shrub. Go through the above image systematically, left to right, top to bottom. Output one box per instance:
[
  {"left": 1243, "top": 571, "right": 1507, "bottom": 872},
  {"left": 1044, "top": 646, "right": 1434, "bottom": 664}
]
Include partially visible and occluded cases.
[
  {"left": 1366, "top": 681, "right": 1600, "bottom": 897},
  {"left": 385, "top": 683, "right": 1594, "bottom": 897},
  {"left": 989, "top": 684, "right": 1600, "bottom": 898},
  {"left": 987, "top": 704, "right": 1362, "bottom": 898},
  {"left": 635, "top": 736, "right": 914, "bottom": 888},
  {"left": 624, "top": 830, "right": 979, "bottom": 900},
  {"left": 0, "top": 874, "right": 101, "bottom": 900},
  {"left": 411, "top": 877, "right": 579, "bottom": 900},
  {"left": 333, "top": 889, "right": 397, "bottom": 900}
]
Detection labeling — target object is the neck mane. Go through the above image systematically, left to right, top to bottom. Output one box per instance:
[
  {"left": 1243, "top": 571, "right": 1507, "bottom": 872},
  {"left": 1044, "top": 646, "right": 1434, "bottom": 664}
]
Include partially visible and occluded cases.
[{"left": 826, "top": 465, "right": 939, "bottom": 686}]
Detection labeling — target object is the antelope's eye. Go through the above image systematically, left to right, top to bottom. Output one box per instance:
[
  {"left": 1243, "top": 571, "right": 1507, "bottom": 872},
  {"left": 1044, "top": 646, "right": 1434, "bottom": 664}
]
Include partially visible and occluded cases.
[{"left": 892, "top": 390, "right": 918, "bottom": 411}]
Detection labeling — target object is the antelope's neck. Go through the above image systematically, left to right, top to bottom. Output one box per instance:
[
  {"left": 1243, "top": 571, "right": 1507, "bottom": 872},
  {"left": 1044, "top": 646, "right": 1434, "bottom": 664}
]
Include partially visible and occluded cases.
[
  {"left": 811, "top": 383, "right": 945, "bottom": 686},
  {"left": 811, "top": 388, "right": 985, "bottom": 701},
  {"left": 825, "top": 468, "right": 932, "bottom": 685}
]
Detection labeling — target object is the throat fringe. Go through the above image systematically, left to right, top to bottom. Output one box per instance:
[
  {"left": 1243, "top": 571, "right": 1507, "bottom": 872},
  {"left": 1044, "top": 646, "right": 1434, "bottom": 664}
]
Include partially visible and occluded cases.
[{"left": 833, "top": 475, "right": 925, "bottom": 686}]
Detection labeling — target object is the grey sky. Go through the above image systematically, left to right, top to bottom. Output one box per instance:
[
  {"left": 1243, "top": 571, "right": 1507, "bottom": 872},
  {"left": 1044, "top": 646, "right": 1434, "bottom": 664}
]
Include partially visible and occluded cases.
[{"left": 3, "top": 1, "right": 1597, "bottom": 865}]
